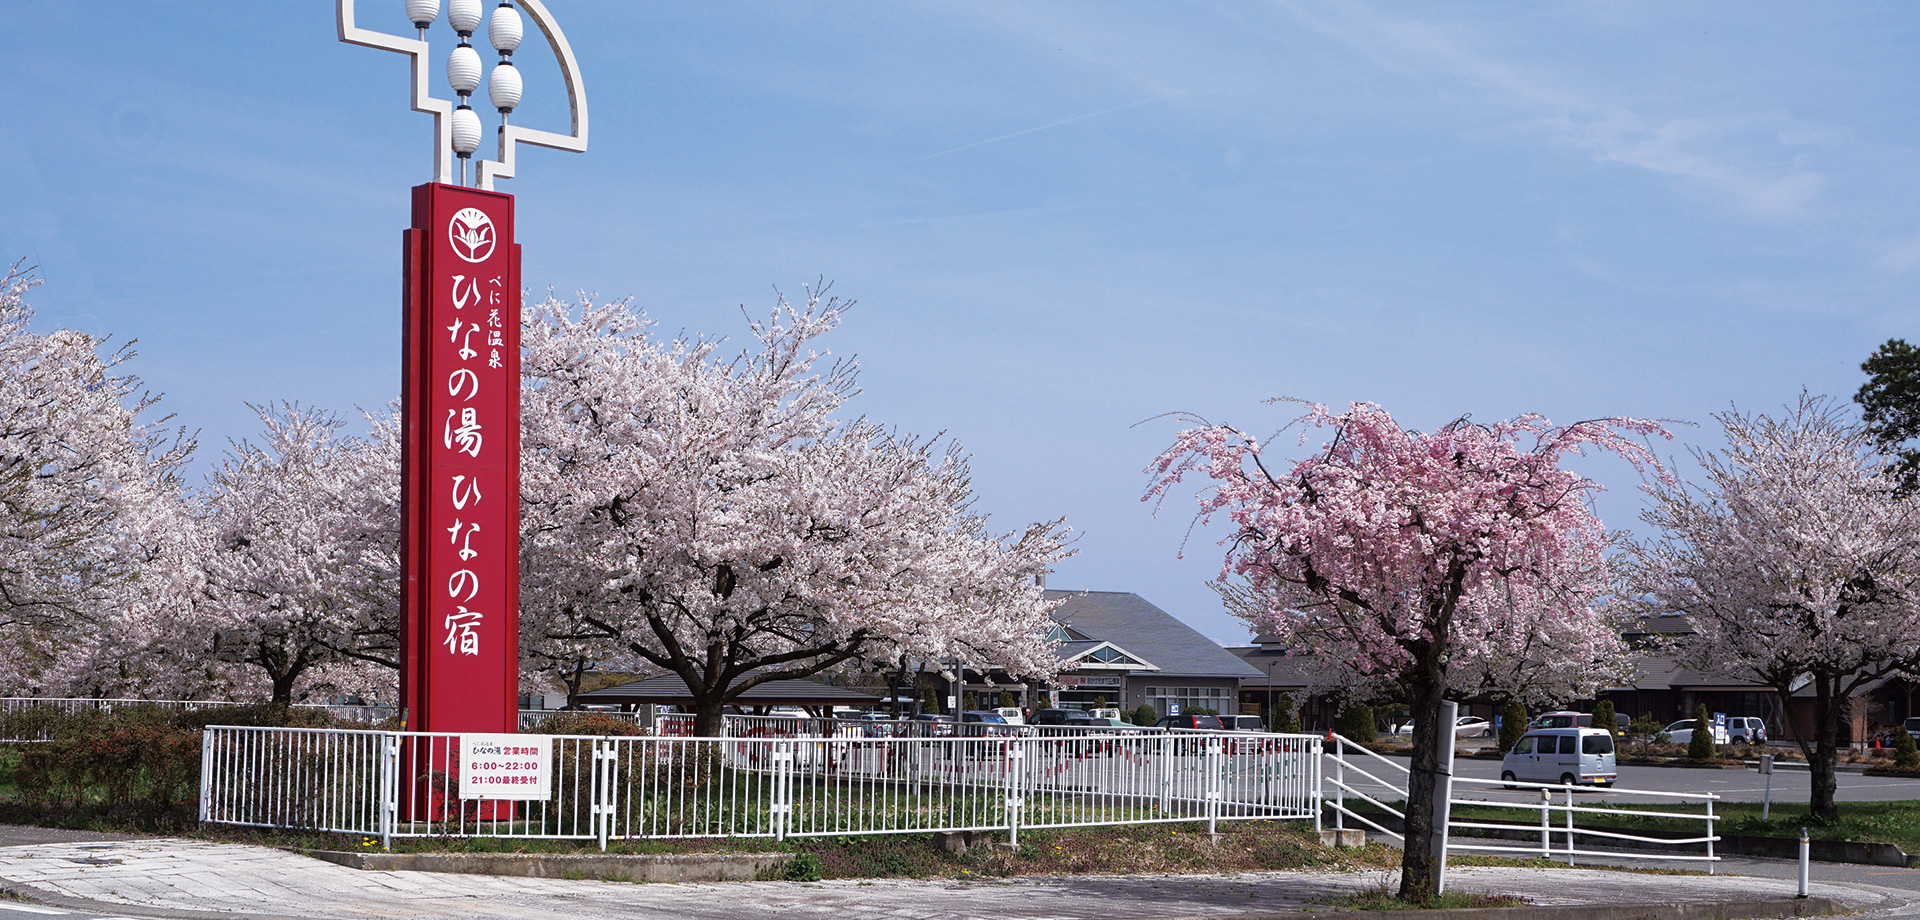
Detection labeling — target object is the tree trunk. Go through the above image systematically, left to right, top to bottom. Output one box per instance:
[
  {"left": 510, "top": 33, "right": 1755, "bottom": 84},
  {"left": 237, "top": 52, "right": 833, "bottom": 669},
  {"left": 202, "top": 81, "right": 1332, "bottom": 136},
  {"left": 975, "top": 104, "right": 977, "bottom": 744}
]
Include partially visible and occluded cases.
[
  {"left": 271, "top": 670, "right": 296, "bottom": 706},
  {"left": 1781, "top": 673, "right": 1842, "bottom": 823},
  {"left": 1811, "top": 676, "right": 1843, "bottom": 822},
  {"left": 1398, "top": 677, "right": 1446, "bottom": 901},
  {"left": 691, "top": 692, "right": 727, "bottom": 738}
]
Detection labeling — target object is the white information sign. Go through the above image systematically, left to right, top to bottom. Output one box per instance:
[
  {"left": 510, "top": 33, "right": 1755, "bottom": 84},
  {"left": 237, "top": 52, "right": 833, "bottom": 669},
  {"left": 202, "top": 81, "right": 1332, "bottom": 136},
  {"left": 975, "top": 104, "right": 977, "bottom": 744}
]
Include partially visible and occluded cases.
[{"left": 459, "top": 733, "right": 552, "bottom": 800}]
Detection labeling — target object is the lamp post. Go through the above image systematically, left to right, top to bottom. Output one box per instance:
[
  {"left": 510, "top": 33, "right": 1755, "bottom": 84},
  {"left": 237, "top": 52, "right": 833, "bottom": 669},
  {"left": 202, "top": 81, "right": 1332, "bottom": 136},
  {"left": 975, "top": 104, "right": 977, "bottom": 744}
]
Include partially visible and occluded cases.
[
  {"left": 334, "top": 1, "right": 587, "bottom": 761},
  {"left": 1266, "top": 659, "right": 1277, "bottom": 730}
]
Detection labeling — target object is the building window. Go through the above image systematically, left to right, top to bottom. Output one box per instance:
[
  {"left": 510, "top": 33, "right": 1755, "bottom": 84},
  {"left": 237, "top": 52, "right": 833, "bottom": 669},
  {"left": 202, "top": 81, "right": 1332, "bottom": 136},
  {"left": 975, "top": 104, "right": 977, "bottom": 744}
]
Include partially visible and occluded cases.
[{"left": 1146, "top": 686, "right": 1226, "bottom": 716}]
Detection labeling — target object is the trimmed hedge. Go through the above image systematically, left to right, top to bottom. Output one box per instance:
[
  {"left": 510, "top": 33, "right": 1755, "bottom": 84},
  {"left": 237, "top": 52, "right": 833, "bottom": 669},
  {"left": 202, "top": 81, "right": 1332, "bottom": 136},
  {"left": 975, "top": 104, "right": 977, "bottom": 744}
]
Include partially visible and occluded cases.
[{"left": 1, "top": 703, "right": 338, "bottom": 827}]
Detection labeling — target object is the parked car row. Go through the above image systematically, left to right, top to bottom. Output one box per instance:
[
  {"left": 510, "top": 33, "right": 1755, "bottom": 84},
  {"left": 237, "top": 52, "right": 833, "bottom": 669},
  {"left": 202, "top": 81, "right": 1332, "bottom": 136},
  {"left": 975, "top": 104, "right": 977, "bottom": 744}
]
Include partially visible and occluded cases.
[
  {"left": 1378, "top": 710, "right": 1770, "bottom": 747},
  {"left": 1391, "top": 716, "right": 1493, "bottom": 739}
]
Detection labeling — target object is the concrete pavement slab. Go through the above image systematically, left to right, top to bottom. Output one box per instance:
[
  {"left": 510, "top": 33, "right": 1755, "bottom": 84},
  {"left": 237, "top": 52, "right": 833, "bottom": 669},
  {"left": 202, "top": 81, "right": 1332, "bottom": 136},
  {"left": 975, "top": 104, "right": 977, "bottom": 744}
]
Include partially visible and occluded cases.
[{"left": 0, "top": 837, "right": 1902, "bottom": 920}]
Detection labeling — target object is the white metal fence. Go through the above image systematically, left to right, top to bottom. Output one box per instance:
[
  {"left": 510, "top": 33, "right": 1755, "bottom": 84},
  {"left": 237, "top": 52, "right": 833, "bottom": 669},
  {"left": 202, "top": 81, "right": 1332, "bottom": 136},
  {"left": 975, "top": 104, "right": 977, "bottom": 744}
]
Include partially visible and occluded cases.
[
  {"left": 199, "top": 725, "right": 1322, "bottom": 848},
  {"left": 1322, "top": 733, "right": 1721, "bottom": 871}
]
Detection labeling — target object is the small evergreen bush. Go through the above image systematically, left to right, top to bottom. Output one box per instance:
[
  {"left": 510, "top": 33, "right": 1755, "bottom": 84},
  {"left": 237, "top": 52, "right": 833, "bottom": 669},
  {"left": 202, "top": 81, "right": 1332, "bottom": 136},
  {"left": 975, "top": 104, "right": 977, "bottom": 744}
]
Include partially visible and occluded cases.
[
  {"left": 1269, "top": 692, "right": 1300, "bottom": 733},
  {"left": 1497, "top": 700, "right": 1528, "bottom": 752},
  {"left": 1591, "top": 700, "right": 1618, "bottom": 739},
  {"left": 1335, "top": 703, "right": 1376, "bottom": 743},
  {"left": 1687, "top": 703, "right": 1716, "bottom": 761},
  {"left": 1894, "top": 725, "right": 1919, "bottom": 769}
]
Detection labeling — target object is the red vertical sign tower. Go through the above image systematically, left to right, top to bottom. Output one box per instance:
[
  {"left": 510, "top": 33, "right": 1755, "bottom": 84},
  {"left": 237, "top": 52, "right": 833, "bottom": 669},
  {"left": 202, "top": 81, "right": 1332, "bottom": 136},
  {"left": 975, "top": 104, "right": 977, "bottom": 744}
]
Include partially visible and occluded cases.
[{"left": 400, "top": 182, "right": 521, "bottom": 736}]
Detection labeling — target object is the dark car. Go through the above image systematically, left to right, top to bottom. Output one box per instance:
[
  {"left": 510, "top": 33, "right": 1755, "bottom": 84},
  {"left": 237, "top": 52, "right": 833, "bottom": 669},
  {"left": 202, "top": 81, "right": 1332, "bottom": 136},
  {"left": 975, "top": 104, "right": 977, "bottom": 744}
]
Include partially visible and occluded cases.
[
  {"left": 1029, "top": 708, "right": 1082, "bottom": 726},
  {"left": 958, "top": 710, "right": 1015, "bottom": 736},
  {"left": 909, "top": 713, "right": 956, "bottom": 736},
  {"left": 1155, "top": 714, "right": 1224, "bottom": 730}
]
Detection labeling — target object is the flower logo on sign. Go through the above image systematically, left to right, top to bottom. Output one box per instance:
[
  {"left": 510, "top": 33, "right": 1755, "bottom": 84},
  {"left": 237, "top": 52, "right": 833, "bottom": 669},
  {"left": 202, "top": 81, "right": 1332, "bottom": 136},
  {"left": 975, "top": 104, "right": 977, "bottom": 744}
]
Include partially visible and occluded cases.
[{"left": 449, "top": 208, "right": 495, "bottom": 263}]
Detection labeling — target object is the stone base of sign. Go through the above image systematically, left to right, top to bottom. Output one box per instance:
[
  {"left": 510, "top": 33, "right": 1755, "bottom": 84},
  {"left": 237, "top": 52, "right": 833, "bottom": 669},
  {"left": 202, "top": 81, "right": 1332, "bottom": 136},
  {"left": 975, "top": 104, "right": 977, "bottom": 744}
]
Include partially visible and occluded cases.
[
  {"left": 1318, "top": 828, "right": 1368, "bottom": 848},
  {"left": 932, "top": 830, "right": 997, "bottom": 854},
  {"left": 298, "top": 848, "right": 793, "bottom": 882}
]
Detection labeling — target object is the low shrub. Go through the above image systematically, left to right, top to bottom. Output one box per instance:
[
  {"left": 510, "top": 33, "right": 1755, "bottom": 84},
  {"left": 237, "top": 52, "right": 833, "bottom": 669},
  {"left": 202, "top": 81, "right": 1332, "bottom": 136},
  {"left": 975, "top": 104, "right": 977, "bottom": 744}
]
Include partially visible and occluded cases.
[
  {"left": 1497, "top": 700, "right": 1528, "bottom": 752},
  {"left": 1, "top": 702, "right": 342, "bottom": 829},
  {"left": 1335, "top": 703, "right": 1376, "bottom": 743},
  {"left": 1686, "top": 704, "right": 1715, "bottom": 762},
  {"left": 529, "top": 712, "right": 646, "bottom": 737},
  {"left": 1895, "top": 726, "right": 1919, "bottom": 770}
]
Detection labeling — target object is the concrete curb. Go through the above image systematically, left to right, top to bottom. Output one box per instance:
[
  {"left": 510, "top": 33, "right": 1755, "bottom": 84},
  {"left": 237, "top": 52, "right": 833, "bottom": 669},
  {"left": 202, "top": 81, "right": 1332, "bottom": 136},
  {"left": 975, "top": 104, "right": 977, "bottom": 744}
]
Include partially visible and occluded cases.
[
  {"left": 295, "top": 847, "right": 795, "bottom": 881},
  {"left": 0, "top": 876, "right": 1845, "bottom": 920},
  {"left": 0, "top": 877, "right": 316, "bottom": 920},
  {"left": 1133, "top": 898, "right": 1839, "bottom": 920}
]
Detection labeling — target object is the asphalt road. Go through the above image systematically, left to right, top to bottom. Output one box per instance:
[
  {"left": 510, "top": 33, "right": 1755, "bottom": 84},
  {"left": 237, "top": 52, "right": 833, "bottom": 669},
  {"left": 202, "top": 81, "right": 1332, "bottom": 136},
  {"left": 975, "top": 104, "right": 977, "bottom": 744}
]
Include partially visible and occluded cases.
[
  {"left": 1362, "top": 746, "right": 1920, "bottom": 804},
  {"left": 0, "top": 902, "right": 151, "bottom": 920}
]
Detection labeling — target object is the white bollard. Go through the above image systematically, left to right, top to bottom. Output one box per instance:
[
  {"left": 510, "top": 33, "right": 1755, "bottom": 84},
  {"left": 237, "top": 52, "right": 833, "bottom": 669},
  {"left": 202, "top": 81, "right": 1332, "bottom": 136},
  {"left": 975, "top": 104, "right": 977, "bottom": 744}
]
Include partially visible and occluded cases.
[
  {"left": 1759, "top": 754, "right": 1773, "bottom": 821},
  {"left": 1798, "top": 827, "right": 1810, "bottom": 898}
]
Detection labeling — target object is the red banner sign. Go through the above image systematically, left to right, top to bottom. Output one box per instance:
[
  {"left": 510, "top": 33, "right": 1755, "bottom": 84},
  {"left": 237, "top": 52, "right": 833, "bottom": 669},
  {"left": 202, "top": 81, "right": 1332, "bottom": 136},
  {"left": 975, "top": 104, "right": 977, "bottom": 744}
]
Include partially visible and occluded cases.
[{"left": 400, "top": 182, "right": 521, "bottom": 736}]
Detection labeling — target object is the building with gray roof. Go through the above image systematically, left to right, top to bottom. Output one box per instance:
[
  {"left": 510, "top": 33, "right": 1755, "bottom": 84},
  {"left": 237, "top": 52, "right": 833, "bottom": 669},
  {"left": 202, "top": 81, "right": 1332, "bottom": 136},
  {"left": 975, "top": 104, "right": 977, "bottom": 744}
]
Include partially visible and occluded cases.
[{"left": 1040, "top": 589, "right": 1262, "bottom": 716}]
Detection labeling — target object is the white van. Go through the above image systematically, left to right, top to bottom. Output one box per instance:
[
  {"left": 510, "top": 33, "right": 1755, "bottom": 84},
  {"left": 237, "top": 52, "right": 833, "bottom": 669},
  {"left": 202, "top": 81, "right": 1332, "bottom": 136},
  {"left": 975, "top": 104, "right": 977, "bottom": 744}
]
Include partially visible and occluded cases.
[{"left": 1501, "top": 728, "right": 1616, "bottom": 787}]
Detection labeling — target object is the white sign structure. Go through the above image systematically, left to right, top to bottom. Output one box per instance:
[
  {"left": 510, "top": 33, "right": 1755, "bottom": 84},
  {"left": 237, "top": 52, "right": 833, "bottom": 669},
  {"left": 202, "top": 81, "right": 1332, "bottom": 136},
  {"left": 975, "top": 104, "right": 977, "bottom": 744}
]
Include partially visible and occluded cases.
[
  {"left": 337, "top": 0, "right": 589, "bottom": 188},
  {"left": 459, "top": 733, "right": 553, "bottom": 800}
]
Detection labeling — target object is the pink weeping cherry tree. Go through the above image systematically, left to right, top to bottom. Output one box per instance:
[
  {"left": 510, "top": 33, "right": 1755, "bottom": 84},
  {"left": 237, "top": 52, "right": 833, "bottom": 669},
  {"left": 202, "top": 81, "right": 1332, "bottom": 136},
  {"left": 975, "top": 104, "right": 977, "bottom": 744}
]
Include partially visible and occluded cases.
[{"left": 1147, "top": 401, "right": 1664, "bottom": 901}]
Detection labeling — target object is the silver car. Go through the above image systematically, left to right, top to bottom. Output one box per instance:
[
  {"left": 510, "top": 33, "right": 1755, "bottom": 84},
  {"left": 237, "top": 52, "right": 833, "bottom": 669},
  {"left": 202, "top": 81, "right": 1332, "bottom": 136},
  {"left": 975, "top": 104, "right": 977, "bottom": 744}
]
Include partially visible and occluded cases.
[{"left": 1501, "top": 728, "right": 1617, "bottom": 787}]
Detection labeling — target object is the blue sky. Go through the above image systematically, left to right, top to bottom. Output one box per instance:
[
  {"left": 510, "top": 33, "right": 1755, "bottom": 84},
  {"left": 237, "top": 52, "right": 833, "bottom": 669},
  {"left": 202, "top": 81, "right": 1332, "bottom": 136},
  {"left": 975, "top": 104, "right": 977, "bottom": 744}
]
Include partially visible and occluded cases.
[{"left": 4, "top": 3, "right": 1915, "bottom": 646}]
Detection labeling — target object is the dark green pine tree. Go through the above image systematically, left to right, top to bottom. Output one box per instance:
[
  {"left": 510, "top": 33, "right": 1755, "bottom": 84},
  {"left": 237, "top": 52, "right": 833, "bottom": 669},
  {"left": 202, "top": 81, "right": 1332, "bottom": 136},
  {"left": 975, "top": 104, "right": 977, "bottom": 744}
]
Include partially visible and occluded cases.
[{"left": 1857, "top": 338, "right": 1920, "bottom": 493}]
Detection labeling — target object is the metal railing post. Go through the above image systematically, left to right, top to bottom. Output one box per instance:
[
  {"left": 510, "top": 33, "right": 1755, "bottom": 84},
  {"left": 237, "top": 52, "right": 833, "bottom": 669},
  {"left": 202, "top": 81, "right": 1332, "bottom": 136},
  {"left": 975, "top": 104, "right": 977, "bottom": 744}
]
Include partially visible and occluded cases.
[
  {"left": 1432, "top": 701, "right": 1457, "bottom": 894},
  {"left": 198, "top": 728, "right": 216, "bottom": 824},
  {"left": 1159, "top": 733, "right": 1174, "bottom": 813},
  {"left": 380, "top": 734, "right": 398, "bottom": 850},
  {"left": 1333, "top": 735, "right": 1345, "bottom": 832},
  {"left": 1206, "top": 736, "right": 1223, "bottom": 836},
  {"left": 1311, "top": 737, "right": 1323, "bottom": 832},
  {"left": 593, "top": 740, "right": 615, "bottom": 851},
  {"left": 1006, "top": 740, "right": 1026, "bottom": 848},
  {"left": 771, "top": 742, "right": 793, "bottom": 841},
  {"left": 1564, "top": 784, "right": 1576, "bottom": 866},
  {"left": 1540, "top": 787, "right": 1551, "bottom": 858},
  {"left": 1705, "top": 796, "right": 1716, "bottom": 874},
  {"left": 1798, "top": 827, "right": 1809, "bottom": 897}
]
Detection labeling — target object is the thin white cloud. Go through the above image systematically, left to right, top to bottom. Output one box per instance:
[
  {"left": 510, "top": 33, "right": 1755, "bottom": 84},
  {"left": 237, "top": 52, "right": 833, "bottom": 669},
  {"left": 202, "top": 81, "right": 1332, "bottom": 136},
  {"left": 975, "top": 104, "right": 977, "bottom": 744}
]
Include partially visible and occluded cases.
[
  {"left": 1277, "top": 0, "right": 1834, "bottom": 220},
  {"left": 903, "top": 92, "right": 1184, "bottom": 164}
]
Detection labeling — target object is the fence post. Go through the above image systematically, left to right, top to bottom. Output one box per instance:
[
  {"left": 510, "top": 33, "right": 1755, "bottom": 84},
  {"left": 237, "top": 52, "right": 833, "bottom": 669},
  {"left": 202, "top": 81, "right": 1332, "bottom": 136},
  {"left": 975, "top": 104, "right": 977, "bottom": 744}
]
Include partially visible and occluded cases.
[
  {"left": 1432, "top": 700, "right": 1457, "bottom": 894},
  {"left": 198, "top": 728, "right": 216, "bottom": 824},
  {"left": 1159, "top": 733, "right": 1174, "bottom": 814},
  {"left": 380, "top": 734, "right": 398, "bottom": 851},
  {"left": 1333, "top": 735, "right": 1345, "bottom": 832},
  {"left": 1205, "top": 736, "right": 1223, "bottom": 836},
  {"left": 1311, "top": 737, "right": 1323, "bottom": 832},
  {"left": 1006, "top": 739, "right": 1026, "bottom": 847},
  {"left": 593, "top": 741, "right": 616, "bottom": 851},
  {"left": 770, "top": 742, "right": 793, "bottom": 841},
  {"left": 1564, "top": 784, "right": 1576, "bottom": 866},
  {"left": 1540, "top": 787, "right": 1551, "bottom": 858},
  {"left": 1706, "top": 796, "right": 1716, "bottom": 875},
  {"left": 1797, "top": 827, "right": 1809, "bottom": 897}
]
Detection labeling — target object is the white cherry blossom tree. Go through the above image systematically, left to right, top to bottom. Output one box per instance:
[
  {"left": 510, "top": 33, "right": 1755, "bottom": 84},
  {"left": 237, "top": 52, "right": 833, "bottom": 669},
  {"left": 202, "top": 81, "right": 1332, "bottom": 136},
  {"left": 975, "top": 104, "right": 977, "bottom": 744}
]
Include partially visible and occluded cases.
[
  {"left": 0, "top": 264, "right": 194, "bottom": 695},
  {"left": 518, "top": 291, "right": 1070, "bottom": 733},
  {"left": 1626, "top": 395, "right": 1920, "bottom": 821},
  {"left": 1148, "top": 401, "right": 1663, "bottom": 901},
  {"left": 194, "top": 403, "right": 400, "bottom": 703}
]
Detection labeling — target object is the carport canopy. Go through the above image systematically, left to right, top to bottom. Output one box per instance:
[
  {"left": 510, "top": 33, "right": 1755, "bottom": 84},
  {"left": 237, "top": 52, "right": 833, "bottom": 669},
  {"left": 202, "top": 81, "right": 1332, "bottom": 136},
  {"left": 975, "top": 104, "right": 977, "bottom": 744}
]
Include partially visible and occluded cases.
[{"left": 575, "top": 673, "right": 880, "bottom": 712}]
